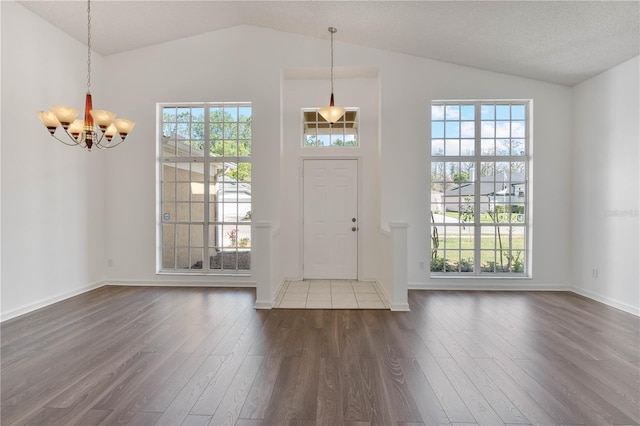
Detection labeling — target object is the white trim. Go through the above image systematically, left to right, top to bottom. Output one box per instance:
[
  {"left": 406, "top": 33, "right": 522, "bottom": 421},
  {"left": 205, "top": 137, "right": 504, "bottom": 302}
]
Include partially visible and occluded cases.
[
  {"left": 430, "top": 100, "right": 531, "bottom": 277},
  {"left": 158, "top": 102, "right": 252, "bottom": 274},
  {"left": 155, "top": 272, "right": 252, "bottom": 277},
  {"left": 430, "top": 274, "right": 532, "bottom": 280},
  {"left": 106, "top": 279, "right": 256, "bottom": 287},
  {"left": 253, "top": 280, "right": 286, "bottom": 309},
  {"left": 374, "top": 280, "right": 409, "bottom": 311},
  {"left": 0, "top": 281, "right": 106, "bottom": 322},
  {"left": 3, "top": 281, "right": 635, "bottom": 323},
  {"left": 409, "top": 281, "right": 568, "bottom": 291},
  {"left": 409, "top": 282, "right": 639, "bottom": 317},
  {"left": 570, "top": 286, "right": 640, "bottom": 317},
  {"left": 254, "top": 300, "right": 274, "bottom": 309},
  {"left": 389, "top": 303, "right": 411, "bottom": 311}
]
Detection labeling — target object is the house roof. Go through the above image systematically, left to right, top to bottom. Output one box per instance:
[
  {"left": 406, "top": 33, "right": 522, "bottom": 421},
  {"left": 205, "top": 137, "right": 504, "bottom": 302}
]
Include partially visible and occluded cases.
[
  {"left": 17, "top": 1, "right": 640, "bottom": 87},
  {"left": 444, "top": 172, "right": 525, "bottom": 197}
]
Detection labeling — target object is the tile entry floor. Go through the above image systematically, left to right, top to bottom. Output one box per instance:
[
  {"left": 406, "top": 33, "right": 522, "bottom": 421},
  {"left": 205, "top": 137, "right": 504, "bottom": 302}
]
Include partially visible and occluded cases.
[{"left": 274, "top": 280, "right": 389, "bottom": 309}]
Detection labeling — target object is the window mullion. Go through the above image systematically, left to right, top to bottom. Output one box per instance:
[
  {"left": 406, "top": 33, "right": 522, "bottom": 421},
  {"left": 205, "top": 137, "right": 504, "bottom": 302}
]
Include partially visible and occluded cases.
[
  {"left": 473, "top": 102, "right": 482, "bottom": 275},
  {"left": 203, "top": 108, "right": 211, "bottom": 272}
]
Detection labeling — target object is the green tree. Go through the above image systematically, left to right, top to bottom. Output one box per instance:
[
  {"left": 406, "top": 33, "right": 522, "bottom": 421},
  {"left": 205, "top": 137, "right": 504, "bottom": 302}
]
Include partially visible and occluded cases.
[
  {"left": 163, "top": 106, "right": 251, "bottom": 157},
  {"left": 226, "top": 162, "right": 251, "bottom": 182},
  {"left": 452, "top": 171, "right": 469, "bottom": 184}
]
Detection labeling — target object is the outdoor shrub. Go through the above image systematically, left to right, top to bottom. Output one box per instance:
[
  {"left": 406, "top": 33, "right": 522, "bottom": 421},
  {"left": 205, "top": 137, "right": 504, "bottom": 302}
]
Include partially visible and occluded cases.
[
  {"left": 430, "top": 256, "right": 445, "bottom": 272},
  {"left": 457, "top": 258, "right": 474, "bottom": 272}
]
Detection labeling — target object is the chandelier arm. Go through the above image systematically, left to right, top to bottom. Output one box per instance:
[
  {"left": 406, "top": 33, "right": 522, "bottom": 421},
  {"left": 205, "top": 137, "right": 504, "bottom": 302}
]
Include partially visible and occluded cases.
[
  {"left": 93, "top": 130, "right": 105, "bottom": 146},
  {"left": 50, "top": 132, "right": 84, "bottom": 147},
  {"left": 95, "top": 138, "right": 127, "bottom": 149}
]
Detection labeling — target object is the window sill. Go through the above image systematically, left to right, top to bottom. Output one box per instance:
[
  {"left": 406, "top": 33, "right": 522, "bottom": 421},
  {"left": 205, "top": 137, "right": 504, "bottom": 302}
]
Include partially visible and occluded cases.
[
  {"left": 156, "top": 270, "right": 251, "bottom": 277},
  {"left": 430, "top": 273, "right": 532, "bottom": 280}
]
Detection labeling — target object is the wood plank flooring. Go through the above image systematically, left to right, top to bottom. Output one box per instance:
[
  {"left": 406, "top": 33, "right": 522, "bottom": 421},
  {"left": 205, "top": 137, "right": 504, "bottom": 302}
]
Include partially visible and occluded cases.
[{"left": 1, "top": 286, "right": 639, "bottom": 425}]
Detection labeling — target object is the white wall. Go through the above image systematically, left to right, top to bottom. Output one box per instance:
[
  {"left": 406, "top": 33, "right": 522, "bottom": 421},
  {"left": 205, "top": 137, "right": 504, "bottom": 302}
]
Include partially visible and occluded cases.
[
  {"left": 1, "top": 1, "right": 107, "bottom": 320},
  {"left": 101, "top": 25, "right": 574, "bottom": 294},
  {"left": 572, "top": 56, "right": 640, "bottom": 315}
]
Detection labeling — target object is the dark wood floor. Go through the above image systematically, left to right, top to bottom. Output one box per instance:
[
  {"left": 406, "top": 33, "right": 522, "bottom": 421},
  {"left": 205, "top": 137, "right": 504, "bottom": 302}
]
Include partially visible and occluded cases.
[{"left": 1, "top": 286, "right": 639, "bottom": 426}]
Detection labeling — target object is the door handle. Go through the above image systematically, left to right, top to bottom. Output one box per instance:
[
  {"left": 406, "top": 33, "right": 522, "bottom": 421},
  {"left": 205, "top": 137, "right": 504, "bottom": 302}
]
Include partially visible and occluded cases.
[
  {"left": 352, "top": 218, "right": 357, "bottom": 222},
  {"left": 352, "top": 227, "right": 358, "bottom": 232}
]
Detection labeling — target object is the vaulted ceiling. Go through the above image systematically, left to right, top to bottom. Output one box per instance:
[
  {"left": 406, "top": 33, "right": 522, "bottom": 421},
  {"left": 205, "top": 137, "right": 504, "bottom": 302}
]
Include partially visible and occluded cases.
[{"left": 18, "top": 0, "right": 640, "bottom": 86}]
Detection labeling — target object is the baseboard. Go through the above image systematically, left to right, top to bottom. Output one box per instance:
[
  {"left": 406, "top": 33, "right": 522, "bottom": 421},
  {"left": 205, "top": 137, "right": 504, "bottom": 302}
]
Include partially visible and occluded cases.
[
  {"left": 106, "top": 278, "right": 257, "bottom": 287},
  {"left": 1, "top": 280, "right": 106, "bottom": 322},
  {"left": 6, "top": 280, "right": 633, "bottom": 322},
  {"left": 408, "top": 281, "right": 639, "bottom": 317},
  {"left": 409, "top": 281, "right": 571, "bottom": 291},
  {"left": 570, "top": 286, "right": 640, "bottom": 316},
  {"left": 254, "top": 300, "right": 274, "bottom": 309},
  {"left": 389, "top": 303, "right": 410, "bottom": 311}
]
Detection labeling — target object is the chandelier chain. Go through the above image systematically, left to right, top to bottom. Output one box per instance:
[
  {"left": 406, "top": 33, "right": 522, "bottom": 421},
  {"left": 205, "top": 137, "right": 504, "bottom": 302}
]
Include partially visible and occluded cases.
[{"left": 86, "top": 0, "right": 91, "bottom": 91}]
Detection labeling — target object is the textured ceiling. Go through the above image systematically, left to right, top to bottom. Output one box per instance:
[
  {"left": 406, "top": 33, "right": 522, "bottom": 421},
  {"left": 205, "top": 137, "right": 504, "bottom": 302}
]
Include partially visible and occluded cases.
[{"left": 17, "top": 0, "right": 640, "bottom": 86}]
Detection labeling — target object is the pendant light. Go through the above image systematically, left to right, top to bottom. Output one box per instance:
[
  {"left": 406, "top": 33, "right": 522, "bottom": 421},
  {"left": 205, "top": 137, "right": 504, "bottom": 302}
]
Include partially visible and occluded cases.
[
  {"left": 37, "top": 0, "right": 135, "bottom": 151},
  {"left": 318, "top": 27, "right": 345, "bottom": 124}
]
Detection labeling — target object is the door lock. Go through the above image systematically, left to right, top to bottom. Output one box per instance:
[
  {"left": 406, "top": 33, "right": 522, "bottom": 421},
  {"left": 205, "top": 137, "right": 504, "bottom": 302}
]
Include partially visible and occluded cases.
[{"left": 352, "top": 218, "right": 357, "bottom": 222}]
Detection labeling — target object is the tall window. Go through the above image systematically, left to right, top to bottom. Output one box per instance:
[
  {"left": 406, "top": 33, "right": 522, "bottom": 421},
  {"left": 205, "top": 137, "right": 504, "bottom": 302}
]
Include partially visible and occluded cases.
[
  {"left": 430, "top": 101, "right": 530, "bottom": 276},
  {"left": 159, "top": 103, "right": 251, "bottom": 273},
  {"left": 303, "top": 108, "right": 358, "bottom": 147}
]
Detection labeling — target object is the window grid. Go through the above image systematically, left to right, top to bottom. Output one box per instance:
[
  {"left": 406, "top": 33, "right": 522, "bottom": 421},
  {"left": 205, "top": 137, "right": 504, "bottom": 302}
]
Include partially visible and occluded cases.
[
  {"left": 431, "top": 101, "right": 529, "bottom": 276},
  {"left": 159, "top": 103, "right": 251, "bottom": 274},
  {"left": 302, "top": 108, "right": 359, "bottom": 147}
]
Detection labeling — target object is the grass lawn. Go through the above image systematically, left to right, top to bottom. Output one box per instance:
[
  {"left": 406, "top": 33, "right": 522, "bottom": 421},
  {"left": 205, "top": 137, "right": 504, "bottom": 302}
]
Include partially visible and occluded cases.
[
  {"left": 444, "top": 211, "right": 524, "bottom": 223},
  {"left": 432, "top": 234, "right": 525, "bottom": 272}
]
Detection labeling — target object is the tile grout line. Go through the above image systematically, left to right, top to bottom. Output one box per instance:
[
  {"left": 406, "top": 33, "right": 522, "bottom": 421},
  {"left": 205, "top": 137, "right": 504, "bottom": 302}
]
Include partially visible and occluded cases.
[{"left": 277, "top": 279, "right": 387, "bottom": 310}]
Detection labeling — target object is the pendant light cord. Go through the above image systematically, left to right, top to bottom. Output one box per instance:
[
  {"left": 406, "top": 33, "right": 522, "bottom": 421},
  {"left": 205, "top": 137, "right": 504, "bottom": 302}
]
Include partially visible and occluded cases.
[
  {"left": 86, "top": 0, "right": 92, "bottom": 92},
  {"left": 329, "top": 27, "right": 336, "bottom": 94}
]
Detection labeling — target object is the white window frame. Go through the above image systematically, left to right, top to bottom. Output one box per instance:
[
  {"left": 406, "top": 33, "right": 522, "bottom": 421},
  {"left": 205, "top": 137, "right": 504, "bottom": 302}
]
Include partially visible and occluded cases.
[
  {"left": 430, "top": 100, "right": 531, "bottom": 277},
  {"left": 157, "top": 102, "right": 252, "bottom": 275},
  {"left": 302, "top": 108, "right": 359, "bottom": 147}
]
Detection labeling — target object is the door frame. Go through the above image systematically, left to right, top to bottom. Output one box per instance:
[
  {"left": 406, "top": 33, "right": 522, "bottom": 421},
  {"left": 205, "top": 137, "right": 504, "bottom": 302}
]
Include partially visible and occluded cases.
[{"left": 299, "top": 156, "right": 362, "bottom": 280}]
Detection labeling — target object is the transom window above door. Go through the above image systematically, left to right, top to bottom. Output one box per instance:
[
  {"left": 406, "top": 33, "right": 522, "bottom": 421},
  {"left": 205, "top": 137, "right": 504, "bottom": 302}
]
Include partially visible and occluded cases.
[{"left": 303, "top": 108, "right": 359, "bottom": 147}]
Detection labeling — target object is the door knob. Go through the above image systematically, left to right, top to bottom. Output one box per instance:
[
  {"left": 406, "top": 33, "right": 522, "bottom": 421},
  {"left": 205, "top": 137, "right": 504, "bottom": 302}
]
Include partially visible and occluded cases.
[
  {"left": 352, "top": 218, "right": 357, "bottom": 222},
  {"left": 352, "top": 227, "right": 357, "bottom": 232}
]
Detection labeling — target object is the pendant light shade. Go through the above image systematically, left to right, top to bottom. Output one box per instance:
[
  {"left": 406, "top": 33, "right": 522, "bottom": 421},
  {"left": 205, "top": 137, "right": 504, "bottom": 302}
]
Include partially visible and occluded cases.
[
  {"left": 318, "top": 27, "right": 345, "bottom": 124},
  {"left": 318, "top": 93, "right": 346, "bottom": 124}
]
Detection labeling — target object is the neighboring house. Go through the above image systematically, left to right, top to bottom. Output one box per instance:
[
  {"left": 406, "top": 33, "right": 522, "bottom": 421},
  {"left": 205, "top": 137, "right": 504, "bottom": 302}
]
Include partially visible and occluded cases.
[
  {"left": 439, "top": 172, "right": 525, "bottom": 213},
  {"left": 213, "top": 175, "right": 252, "bottom": 248}
]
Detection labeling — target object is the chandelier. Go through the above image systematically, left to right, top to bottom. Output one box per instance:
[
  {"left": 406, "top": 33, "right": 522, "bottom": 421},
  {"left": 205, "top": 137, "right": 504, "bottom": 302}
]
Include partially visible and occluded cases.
[
  {"left": 37, "top": 0, "right": 134, "bottom": 151},
  {"left": 318, "top": 27, "right": 345, "bottom": 124}
]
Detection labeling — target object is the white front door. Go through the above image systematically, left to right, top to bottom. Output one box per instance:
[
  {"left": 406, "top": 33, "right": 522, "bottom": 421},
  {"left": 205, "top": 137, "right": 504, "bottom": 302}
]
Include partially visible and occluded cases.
[{"left": 303, "top": 159, "right": 358, "bottom": 279}]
